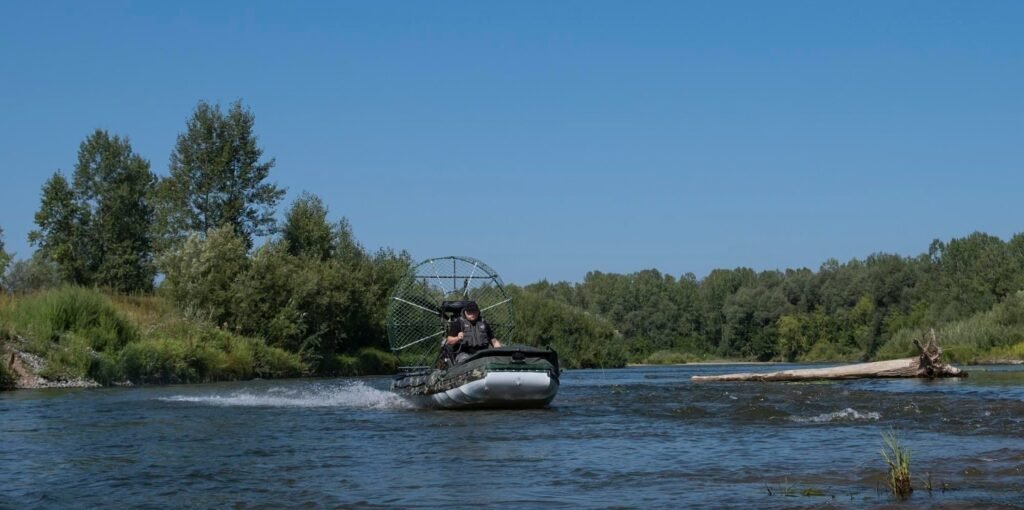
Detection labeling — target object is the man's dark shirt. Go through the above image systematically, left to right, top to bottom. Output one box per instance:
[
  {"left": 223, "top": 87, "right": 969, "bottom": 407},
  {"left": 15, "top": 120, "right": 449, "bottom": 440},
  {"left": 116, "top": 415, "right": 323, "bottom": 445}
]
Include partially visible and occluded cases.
[{"left": 448, "top": 318, "right": 495, "bottom": 344}]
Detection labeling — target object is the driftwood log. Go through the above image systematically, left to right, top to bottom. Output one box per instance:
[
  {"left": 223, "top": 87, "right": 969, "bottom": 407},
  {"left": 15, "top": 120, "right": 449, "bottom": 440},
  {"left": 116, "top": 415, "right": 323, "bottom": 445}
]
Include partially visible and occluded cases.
[{"left": 692, "top": 329, "right": 966, "bottom": 382}]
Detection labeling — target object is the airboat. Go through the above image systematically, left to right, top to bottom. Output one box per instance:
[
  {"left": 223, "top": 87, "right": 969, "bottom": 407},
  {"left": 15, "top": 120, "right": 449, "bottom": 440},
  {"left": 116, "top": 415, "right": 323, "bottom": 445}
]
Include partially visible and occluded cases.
[{"left": 386, "top": 256, "right": 560, "bottom": 409}]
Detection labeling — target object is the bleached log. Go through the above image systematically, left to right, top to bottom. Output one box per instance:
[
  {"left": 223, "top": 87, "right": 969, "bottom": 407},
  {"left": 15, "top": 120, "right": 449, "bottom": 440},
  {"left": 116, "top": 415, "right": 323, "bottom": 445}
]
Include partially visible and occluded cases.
[{"left": 692, "top": 329, "right": 966, "bottom": 382}]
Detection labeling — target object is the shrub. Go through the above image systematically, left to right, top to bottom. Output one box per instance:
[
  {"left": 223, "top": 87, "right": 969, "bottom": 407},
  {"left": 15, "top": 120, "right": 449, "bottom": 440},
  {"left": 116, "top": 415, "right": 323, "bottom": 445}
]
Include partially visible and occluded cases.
[
  {"left": 157, "top": 225, "right": 249, "bottom": 325},
  {"left": 1, "top": 255, "right": 62, "bottom": 294},
  {"left": 511, "top": 288, "right": 627, "bottom": 369},
  {"left": 118, "top": 332, "right": 303, "bottom": 384},
  {"left": 39, "top": 333, "right": 93, "bottom": 380},
  {"left": 119, "top": 338, "right": 193, "bottom": 383},
  {"left": 801, "top": 339, "right": 862, "bottom": 362},
  {"left": 988, "top": 341, "right": 1024, "bottom": 360},
  {"left": 252, "top": 342, "right": 306, "bottom": 379},
  {"left": 357, "top": 347, "right": 398, "bottom": 374},
  {"left": 329, "top": 348, "right": 398, "bottom": 376},
  {"left": 642, "top": 350, "right": 696, "bottom": 365},
  {"left": 89, "top": 351, "right": 122, "bottom": 385},
  {"left": 333, "top": 354, "right": 360, "bottom": 376},
  {"left": 0, "top": 357, "right": 14, "bottom": 389}
]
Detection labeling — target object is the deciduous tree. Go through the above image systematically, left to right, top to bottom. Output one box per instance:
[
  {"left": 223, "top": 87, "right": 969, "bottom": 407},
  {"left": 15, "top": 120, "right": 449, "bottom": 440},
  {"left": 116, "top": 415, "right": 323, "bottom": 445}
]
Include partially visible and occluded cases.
[
  {"left": 156, "top": 100, "right": 285, "bottom": 249},
  {"left": 29, "top": 130, "right": 156, "bottom": 291},
  {"left": 282, "top": 192, "right": 333, "bottom": 260},
  {"left": 0, "top": 226, "right": 11, "bottom": 281}
]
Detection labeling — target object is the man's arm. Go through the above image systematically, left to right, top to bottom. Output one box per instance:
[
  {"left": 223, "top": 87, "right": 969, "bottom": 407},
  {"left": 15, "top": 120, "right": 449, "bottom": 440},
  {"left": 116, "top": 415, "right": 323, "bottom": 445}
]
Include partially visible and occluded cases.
[
  {"left": 446, "top": 322, "right": 463, "bottom": 345},
  {"left": 487, "top": 323, "right": 502, "bottom": 348}
]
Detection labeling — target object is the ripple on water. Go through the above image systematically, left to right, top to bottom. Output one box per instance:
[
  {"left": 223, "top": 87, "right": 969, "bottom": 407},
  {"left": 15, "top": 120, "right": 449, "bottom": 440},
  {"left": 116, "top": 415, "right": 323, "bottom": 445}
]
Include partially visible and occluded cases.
[
  {"left": 158, "top": 381, "right": 415, "bottom": 409},
  {"left": 789, "top": 407, "right": 881, "bottom": 423}
]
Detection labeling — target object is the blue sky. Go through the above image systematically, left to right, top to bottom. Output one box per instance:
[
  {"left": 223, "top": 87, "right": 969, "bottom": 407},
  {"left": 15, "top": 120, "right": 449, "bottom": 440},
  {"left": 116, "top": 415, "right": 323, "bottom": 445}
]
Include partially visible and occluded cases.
[{"left": 1, "top": 1, "right": 1022, "bottom": 284}]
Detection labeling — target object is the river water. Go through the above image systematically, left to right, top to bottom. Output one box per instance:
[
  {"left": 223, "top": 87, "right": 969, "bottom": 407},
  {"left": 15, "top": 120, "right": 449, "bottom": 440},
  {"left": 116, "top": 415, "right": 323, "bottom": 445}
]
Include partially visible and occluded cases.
[{"left": 2, "top": 364, "right": 1023, "bottom": 509}]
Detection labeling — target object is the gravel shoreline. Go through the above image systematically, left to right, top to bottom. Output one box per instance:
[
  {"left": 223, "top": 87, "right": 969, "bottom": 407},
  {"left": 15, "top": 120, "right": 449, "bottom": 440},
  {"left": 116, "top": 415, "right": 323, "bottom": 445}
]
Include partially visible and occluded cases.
[{"left": 3, "top": 347, "right": 103, "bottom": 390}]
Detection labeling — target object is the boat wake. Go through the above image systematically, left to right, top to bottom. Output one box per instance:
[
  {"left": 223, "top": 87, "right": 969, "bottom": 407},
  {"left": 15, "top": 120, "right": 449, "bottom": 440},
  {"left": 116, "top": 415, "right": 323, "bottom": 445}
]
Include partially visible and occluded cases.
[
  {"left": 160, "top": 382, "right": 416, "bottom": 409},
  {"left": 790, "top": 407, "right": 881, "bottom": 423}
]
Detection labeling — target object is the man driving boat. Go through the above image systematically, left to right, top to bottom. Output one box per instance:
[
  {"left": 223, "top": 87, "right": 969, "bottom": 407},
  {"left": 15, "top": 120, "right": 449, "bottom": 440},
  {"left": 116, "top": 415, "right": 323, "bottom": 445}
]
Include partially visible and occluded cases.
[{"left": 445, "top": 301, "right": 502, "bottom": 364}]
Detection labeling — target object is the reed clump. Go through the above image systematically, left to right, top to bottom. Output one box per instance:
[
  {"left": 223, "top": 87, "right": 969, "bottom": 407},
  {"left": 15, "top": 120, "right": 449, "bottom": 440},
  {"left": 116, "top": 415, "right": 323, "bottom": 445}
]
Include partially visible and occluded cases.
[
  {"left": 5, "top": 286, "right": 139, "bottom": 353},
  {"left": 881, "top": 430, "right": 913, "bottom": 500}
]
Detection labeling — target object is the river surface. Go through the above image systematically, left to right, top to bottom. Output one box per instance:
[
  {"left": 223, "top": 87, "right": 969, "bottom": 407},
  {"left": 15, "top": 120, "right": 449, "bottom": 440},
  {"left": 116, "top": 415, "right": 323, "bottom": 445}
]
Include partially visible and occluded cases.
[{"left": 2, "top": 364, "right": 1024, "bottom": 509}]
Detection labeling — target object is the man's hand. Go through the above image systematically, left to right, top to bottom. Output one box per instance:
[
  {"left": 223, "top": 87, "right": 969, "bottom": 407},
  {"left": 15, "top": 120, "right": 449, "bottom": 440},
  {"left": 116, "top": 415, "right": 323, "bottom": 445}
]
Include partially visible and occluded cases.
[
  {"left": 446, "top": 332, "right": 464, "bottom": 345},
  {"left": 492, "top": 339, "right": 502, "bottom": 348}
]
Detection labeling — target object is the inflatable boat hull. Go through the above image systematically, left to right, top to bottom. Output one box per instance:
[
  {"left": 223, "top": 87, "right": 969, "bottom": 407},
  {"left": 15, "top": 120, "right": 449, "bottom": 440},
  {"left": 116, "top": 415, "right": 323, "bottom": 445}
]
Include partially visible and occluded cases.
[{"left": 391, "top": 346, "right": 560, "bottom": 409}]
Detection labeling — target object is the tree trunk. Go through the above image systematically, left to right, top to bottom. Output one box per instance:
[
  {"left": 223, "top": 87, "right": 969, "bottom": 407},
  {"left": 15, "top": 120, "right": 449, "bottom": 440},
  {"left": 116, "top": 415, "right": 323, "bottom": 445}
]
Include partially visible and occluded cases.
[{"left": 692, "top": 329, "right": 966, "bottom": 382}]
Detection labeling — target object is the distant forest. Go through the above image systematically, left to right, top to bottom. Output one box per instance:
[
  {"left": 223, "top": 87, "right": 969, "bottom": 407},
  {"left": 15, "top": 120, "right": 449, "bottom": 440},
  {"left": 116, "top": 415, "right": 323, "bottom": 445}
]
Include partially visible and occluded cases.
[
  {"left": 3, "top": 100, "right": 1023, "bottom": 381},
  {"left": 513, "top": 230, "right": 1024, "bottom": 367}
]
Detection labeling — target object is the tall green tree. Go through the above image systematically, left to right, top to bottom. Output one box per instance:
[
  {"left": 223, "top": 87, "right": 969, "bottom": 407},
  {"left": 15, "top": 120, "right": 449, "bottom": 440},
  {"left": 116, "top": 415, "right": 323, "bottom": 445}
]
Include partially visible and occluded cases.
[
  {"left": 156, "top": 100, "right": 285, "bottom": 249},
  {"left": 29, "top": 130, "right": 156, "bottom": 291},
  {"left": 77, "top": 131, "right": 157, "bottom": 292},
  {"left": 28, "top": 172, "right": 86, "bottom": 284},
  {"left": 282, "top": 192, "right": 334, "bottom": 260},
  {"left": 0, "top": 226, "right": 12, "bottom": 285},
  {"left": 926, "top": 232, "right": 1017, "bottom": 322},
  {"left": 700, "top": 268, "right": 755, "bottom": 353}
]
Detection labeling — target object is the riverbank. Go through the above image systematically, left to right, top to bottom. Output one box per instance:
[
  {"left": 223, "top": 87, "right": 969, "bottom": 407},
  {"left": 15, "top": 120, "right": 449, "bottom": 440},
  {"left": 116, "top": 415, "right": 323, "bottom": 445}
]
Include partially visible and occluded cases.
[
  {"left": 5, "top": 286, "right": 1023, "bottom": 392},
  {"left": 0, "top": 288, "right": 397, "bottom": 391}
]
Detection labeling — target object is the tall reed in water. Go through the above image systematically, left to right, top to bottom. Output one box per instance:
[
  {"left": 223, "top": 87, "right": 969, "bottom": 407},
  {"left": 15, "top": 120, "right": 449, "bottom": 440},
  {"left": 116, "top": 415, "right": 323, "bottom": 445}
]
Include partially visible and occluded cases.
[{"left": 881, "top": 430, "right": 913, "bottom": 500}]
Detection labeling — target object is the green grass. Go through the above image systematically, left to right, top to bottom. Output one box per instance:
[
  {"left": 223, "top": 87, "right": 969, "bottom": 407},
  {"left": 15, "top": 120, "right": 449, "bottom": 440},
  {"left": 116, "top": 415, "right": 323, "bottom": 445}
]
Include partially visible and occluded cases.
[
  {"left": 3, "top": 286, "right": 139, "bottom": 354},
  {"left": 0, "top": 287, "right": 305, "bottom": 386},
  {"left": 985, "top": 340, "right": 1024, "bottom": 361},
  {"left": 881, "top": 430, "right": 913, "bottom": 500}
]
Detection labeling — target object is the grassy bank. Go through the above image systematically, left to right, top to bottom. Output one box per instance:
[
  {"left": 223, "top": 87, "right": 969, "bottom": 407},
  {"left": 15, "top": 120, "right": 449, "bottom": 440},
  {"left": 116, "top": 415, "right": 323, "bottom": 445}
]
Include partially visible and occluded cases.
[
  {"left": 0, "top": 287, "right": 397, "bottom": 388},
  {"left": 5, "top": 287, "right": 1020, "bottom": 389},
  {"left": 875, "top": 291, "right": 1024, "bottom": 364}
]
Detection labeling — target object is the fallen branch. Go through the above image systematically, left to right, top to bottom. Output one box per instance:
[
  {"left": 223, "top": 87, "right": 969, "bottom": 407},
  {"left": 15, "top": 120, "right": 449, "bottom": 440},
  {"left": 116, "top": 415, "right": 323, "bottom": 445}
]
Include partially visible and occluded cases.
[{"left": 692, "top": 329, "right": 966, "bottom": 382}]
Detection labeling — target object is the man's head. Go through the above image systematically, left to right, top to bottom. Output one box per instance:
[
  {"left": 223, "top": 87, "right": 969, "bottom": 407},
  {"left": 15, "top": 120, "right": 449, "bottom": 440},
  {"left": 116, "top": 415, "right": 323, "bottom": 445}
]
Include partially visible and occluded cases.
[{"left": 463, "top": 302, "right": 480, "bottom": 321}]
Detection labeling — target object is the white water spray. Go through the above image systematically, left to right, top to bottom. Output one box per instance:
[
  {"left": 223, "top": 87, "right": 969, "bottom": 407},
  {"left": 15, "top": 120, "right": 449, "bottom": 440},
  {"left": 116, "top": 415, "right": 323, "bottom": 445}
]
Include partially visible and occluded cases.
[{"left": 161, "top": 381, "right": 416, "bottom": 409}]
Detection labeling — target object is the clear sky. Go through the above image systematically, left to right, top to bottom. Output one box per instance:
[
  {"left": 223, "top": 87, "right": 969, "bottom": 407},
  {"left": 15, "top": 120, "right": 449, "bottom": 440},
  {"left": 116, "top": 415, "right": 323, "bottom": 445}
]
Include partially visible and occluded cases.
[{"left": 1, "top": 1, "right": 1022, "bottom": 284}]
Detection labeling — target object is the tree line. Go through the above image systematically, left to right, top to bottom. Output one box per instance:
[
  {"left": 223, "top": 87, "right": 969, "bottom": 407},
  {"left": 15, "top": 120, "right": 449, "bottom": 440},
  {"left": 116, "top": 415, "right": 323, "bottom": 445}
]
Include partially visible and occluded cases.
[
  {"left": 2, "top": 99, "right": 1023, "bottom": 373},
  {"left": 522, "top": 232, "right": 1024, "bottom": 363}
]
